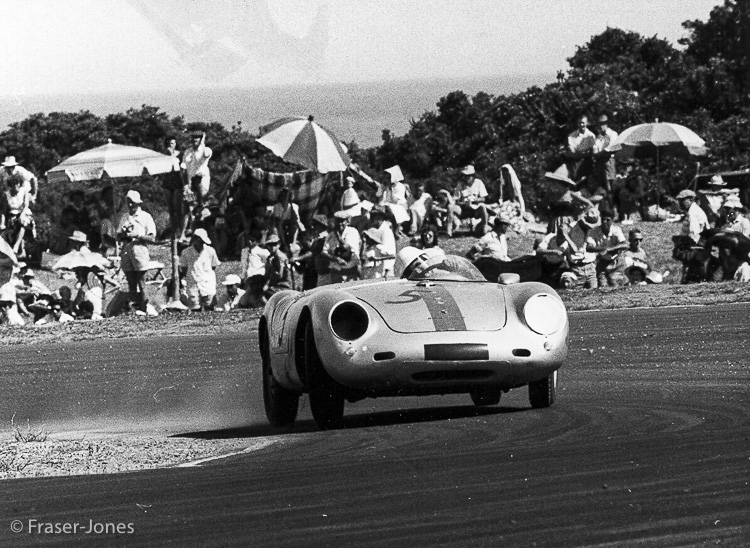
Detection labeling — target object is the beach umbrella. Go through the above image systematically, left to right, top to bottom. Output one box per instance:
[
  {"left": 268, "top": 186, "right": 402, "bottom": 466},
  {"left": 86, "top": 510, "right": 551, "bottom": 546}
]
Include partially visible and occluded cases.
[
  {"left": 256, "top": 116, "right": 351, "bottom": 173},
  {"left": 609, "top": 122, "right": 708, "bottom": 161},
  {"left": 46, "top": 140, "right": 180, "bottom": 183},
  {"left": 52, "top": 249, "right": 112, "bottom": 272}
]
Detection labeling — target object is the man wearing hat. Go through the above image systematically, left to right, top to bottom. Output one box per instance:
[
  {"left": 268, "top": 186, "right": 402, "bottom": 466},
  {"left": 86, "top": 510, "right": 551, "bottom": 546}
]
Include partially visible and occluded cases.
[
  {"left": 592, "top": 114, "right": 618, "bottom": 202},
  {"left": 180, "top": 131, "right": 213, "bottom": 237},
  {"left": 0, "top": 156, "right": 38, "bottom": 204},
  {"left": 453, "top": 165, "right": 489, "bottom": 236},
  {"left": 377, "top": 166, "right": 410, "bottom": 230},
  {"left": 1, "top": 171, "right": 35, "bottom": 256},
  {"left": 676, "top": 189, "right": 708, "bottom": 244},
  {"left": 118, "top": 190, "right": 157, "bottom": 313},
  {"left": 720, "top": 196, "right": 750, "bottom": 236},
  {"left": 557, "top": 208, "right": 600, "bottom": 289},
  {"left": 322, "top": 210, "right": 361, "bottom": 283},
  {"left": 467, "top": 213, "right": 512, "bottom": 262},
  {"left": 179, "top": 227, "right": 220, "bottom": 312},
  {"left": 360, "top": 227, "right": 386, "bottom": 279},
  {"left": 263, "top": 233, "right": 292, "bottom": 295},
  {"left": 219, "top": 274, "right": 246, "bottom": 311}
]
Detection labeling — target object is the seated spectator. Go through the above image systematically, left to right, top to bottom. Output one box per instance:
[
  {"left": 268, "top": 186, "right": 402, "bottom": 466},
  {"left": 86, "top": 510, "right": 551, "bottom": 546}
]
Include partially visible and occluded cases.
[
  {"left": 500, "top": 164, "right": 526, "bottom": 215},
  {"left": 377, "top": 165, "right": 410, "bottom": 231},
  {"left": 453, "top": 165, "right": 489, "bottom": 237},
  {"left": 543, "top": 165, "right": 595, "bottom": 234},
  {"left": 617, "top": 174, "right": 643, "bottom": 225},
  {"left": 697, "top": 175, "right": 733, "bottom": 227},
  {"left": 408, "top": 181, "right": 433, "bottom": 235},
  {"left": 432, "top": 189, "right": 461, "bottom": 238},
  {"left": 719, "top": 196, "right": 750, "bottom": 237},
  {"left": 589, "top": 208, "right": 628, "bottom": 287},
  {"left": 557, "top": 209, "right": 600, "bottom": 289},
  {"left": 323, "top": 211, "right": 361, "bottom": 283},
  {"left": 467, "top": 214, "right": 512, "bottom": 262},
  {"left": 414, "top": 225, "right": 440, "bottom": 250},
  {"left": 360, "top": 227, "right": 386, "bottom": 280},
  {"left": 179, "top": 228, "right": 220, "bottom": 312},
  {"left": 621, "top": 229, "right": 663, "bottom": 285},
  {"left": 291, "top": 230, "right": 318, "bottom": 290},
  {"left": 264, "top": 233, "right": 292, "bottom": 296},
  {"left": 219, "top": 274, "right": 246, "bottom": 311},
  {"left": 53, "top": 286, "right": 76, "bottom": 316}
]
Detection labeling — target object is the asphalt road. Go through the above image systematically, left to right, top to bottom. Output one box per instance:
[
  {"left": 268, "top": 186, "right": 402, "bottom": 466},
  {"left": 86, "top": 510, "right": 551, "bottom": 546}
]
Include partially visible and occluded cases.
[{"left": 1, "top": 304, "right": 749, "bottom": 547}]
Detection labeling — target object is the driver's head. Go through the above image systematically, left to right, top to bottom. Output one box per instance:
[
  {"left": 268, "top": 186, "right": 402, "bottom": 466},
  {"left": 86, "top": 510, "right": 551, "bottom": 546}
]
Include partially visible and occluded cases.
[{"left": 395, "top": 246, "right": 446, "bottom": 279}]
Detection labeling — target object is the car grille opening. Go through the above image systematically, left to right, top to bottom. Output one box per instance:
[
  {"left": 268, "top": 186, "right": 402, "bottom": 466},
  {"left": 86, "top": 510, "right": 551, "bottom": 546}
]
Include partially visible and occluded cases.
[
  {"left": 424, "top": 344, "right": 489, "bottom": 361},
  {"left": 512, "top": 349, "right": 531, "bottom": 357},
  {"left": 373, "top": 352, "right": 395, "bottom": 361},
  {"left": 412, "top": 370, "right": 494, "bottom": 382}
]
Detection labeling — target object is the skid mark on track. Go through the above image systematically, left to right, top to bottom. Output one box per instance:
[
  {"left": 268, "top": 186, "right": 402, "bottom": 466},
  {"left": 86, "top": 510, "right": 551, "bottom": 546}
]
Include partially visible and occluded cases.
[{"left": 177, "top": 438, "right": 278, "bottom": 468}]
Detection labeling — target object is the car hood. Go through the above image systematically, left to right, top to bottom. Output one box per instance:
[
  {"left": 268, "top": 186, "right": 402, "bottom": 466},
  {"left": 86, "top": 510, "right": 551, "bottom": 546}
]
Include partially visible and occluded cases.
[{"left": 349, "top": 281, "right": 506, "bottom": 333}]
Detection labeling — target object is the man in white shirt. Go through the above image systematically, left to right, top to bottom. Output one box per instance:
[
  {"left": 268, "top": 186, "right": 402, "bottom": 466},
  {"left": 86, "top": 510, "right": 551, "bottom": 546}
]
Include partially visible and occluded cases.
[
  {"left": 592, "top": 114, "right": 619, "bottom": 200},
  {"left": 565, "top": 115, "right": 596, "bottom": 182},
  {"left": 180, "top": 132, "right": 212, "bottom": 239},
  {"left": 0, "top": 156, "right": 38, "bottom": 204},
  {"left": 453, "top": 165, "right": 489, "bottom": 236},
  {"left": 677, "top": 189, "right": 709, "bottom": 243},
  {"left": 118, "top": 190, "right": 157, "bottom": 314},
  {"left": 179, "top": 228, "right": 220, "bottom": 311}
]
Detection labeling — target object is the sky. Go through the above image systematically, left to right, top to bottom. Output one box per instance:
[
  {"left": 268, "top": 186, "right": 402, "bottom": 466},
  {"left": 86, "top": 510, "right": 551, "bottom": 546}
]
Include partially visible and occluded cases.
[{"left": 0, "top": 0, "right": 722, "bottom": 96}]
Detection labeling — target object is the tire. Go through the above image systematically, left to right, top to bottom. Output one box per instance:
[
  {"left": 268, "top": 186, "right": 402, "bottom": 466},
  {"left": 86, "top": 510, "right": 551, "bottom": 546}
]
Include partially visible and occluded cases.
[
  {"left": 305, "top": 322, "right": 345, "bottom": 430},
  {"left": 261, "top": 325, "right": 300, "bottom": 427},
  {"left": 529, "top": 370, "right": 557, "bottom": 409},
  {"left": 470, "top": 387, "right": 502, "bottom": 406}
]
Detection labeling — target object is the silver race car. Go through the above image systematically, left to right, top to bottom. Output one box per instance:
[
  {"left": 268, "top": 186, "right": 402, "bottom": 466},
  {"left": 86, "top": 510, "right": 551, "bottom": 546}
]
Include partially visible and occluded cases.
[{"left": 260, "top": 247, "right": 569, "bottom": 429}]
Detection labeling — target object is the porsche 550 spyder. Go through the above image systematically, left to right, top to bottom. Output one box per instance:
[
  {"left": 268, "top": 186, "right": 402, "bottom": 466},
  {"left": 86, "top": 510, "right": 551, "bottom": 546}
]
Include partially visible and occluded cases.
[{"left": 259, "top": 248, "right": 568, "bottom": 430}]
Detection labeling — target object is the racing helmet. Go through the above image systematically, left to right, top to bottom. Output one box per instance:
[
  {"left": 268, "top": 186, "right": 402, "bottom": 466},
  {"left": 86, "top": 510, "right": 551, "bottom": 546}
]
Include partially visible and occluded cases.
[{"left": 395, "top": 246, "right": 446, "bottom": 279}]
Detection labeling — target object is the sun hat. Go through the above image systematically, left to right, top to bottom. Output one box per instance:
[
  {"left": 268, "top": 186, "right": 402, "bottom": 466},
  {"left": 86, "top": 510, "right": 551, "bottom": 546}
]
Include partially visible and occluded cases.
[
  {"left": 597, "top": 114, "right": 608, "bottom": 123},
  {"left": 1, "top": 156, "right": 19, "bottom": 167},
  {"left": 544, "top": 164, "right": 577, "bottom": 187},
  {"left": 384, "top": 165, "right": 404, "bottom": 183},
  {"left": 461, "top": 165, "right": 475, "bottom": 176},
  {"left": 709, "top": 175, "right": 726, "bottom": 186},
  {"left": 676, "top": 189, "right": 696, "bottom": 200},
  {"left": 126, "top": 190, "right": 143, "bottom": 204},
  {"left": 723, "top": 196, "right": 743, "bottom": 210},
  {"left": 360, "top": 200, "right": 374, "bottom": 212},
  {"left": 580, "top": 208, "right": 600, "bottom": 228},
  {"left": 333, "top": 210, "right": 351, "bottom": 221},
  {"left": 312, "top": 214, "right": 329, "bottom": 228},
  {"left": 362, "top": 227, "right": 383, "bottom": 245},
  {"left": 192, "top": 228, "right": 212, "bottom": 245},
  {"left": 629, "top": 229, "right": 644, "bottom": 241},
  {"left": 69, "top": 230, "right": 88, "bottom": 243},
  {"left": 264, "top": 233, "right": 281, "bottom": 245},
  {"left": 624, "top": 262, "right": 648, "bottom": 279},
  {"left": 222, "top": 274, "right": 242, "bottom": 286}
]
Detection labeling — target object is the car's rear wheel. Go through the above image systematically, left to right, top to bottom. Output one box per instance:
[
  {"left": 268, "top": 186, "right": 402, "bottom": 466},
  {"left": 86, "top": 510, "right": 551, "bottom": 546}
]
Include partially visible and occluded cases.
[
  {"left": 305, "top": 322, "right": 345, "bottom": 430},
  {"left": 261, "top": 324, "right": 300, "bottom": 427},
  {"left": 529, "top": 370, "right": 557, "bottom": 409},
  {"left": 470, "top": 387, "right": 502, "bottom": 406}
]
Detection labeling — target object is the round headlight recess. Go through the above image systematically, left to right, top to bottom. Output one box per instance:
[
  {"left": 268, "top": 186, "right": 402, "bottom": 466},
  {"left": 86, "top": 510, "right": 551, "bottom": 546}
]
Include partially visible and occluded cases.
[
  {"left": 523, "top": 294, "right": 567, "bottom": 335},
  {"left": 329, "top": 301, "right": 370, "bottom": 341}
]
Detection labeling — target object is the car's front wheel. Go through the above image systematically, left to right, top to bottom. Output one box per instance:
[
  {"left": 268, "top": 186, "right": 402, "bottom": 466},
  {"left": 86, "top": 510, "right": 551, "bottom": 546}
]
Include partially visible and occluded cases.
[
  {"left": 305, "top": 322, "right": 345, "bottom": 430},
  {"left": 261, "top": 324, "right": 300, "bottom": 427},
  {"left": 529, "top": 370, "right": 557, "bottom": 409},
  {"left": 470, "top": 387, "right": 502, "bottom": 406}
]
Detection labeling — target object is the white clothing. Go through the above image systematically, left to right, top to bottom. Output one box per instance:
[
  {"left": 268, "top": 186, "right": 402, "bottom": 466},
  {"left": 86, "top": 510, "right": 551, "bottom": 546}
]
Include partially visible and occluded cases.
[
  {"left": 568, "top": 128, "right": 596, "bottom": 154},
  {"left": 181, "top": 144, "right": 212, "bottom": 181},
  {"left": 683, "top": 202, "right": 709, "bottom": 243},
  {"left": 181, "top": 245, "right": 220, "bottom": 298},
  {"left": 240, "top": 246, "right": 270, "bottom": 279}
]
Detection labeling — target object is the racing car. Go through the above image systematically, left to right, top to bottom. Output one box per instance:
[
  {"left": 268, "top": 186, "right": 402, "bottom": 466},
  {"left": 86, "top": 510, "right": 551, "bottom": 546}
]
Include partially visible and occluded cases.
[{"left": 260, "top": 247, "right": 569, "bottom": 429}]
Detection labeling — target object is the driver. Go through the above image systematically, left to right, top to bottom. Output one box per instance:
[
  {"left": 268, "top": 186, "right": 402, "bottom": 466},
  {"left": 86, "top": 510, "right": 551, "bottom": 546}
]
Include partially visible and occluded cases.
[{"left": 395, "top": 246, "right": 447, "bottom": 279}]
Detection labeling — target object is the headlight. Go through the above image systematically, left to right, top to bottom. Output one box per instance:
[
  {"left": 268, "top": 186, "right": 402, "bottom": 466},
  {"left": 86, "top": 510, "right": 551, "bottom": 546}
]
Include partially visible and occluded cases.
[
  {"left": 523, "top": 294, "right": 567, "bottom": 335},
  {"left": 329, "top": 301, "right": 369, "bottom": 340}
]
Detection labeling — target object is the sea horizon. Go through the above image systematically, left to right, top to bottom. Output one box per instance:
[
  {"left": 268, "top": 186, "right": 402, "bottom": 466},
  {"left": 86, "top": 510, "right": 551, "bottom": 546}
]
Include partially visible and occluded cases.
[{"left": 0, "top": 73, "right": 553, "bottom": 149}]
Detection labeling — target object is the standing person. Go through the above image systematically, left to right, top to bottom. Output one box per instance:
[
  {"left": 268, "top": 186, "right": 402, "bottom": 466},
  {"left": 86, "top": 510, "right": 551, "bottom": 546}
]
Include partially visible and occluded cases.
[
  {"left": 591, "top": 114, "right": 618, "bottom": 205},
  {"left": 564, "top": 115, "right": 596, "bottom": 182},
  {"left": 180, "top": 131, "right": 212, "bottom": 241},
  {"left": 162, "top": 136, "right": 183, "bottom": 237},
  {"left": 0, "top": 156, "right": 38, "bottom": 204},
  {"left": 377, "top": 165, "right": 410, "bottom": 232},
  {"left": 453, "top": 165, "right": 489, "bottom": 237},
  {"left": 0, "top": 174, "right": 34, "bottom": 256},
  {"left": 340, "top": 176, "right": 362, "bottom": 217},
  {"left": 408, "top": 181, "right": 433, "bottom": 235},
  {"left": 271, "top": 188, "right": 301, "bottom": 255},
  {"left": 66, "top": 189, "right": 94, "bottom": 241},
  {"left": 677, "top": 189, "right": 709, "bottom": 244},
  {"left": 118, "top": 190, "right": 157, "bottom": 314},
  {"left": 369, "top": 206, "right": 397, "bottom": 279},
  {"left": 589, "top": 208, "right": 628, "bottom": 287},
  {"left": 558, "top": 209, "right": 600, "bottom": 289},
  {"left": 323, "top": 211, "right": 361, "bottom": 283},
  {"left": 310, "top": 214, "right": 332, "bottom": 287},
  {"left": 179, "top": 228, "right": 220, "bottom": 312},
  {"left": 360, "top": 228, "right": 386, "bottom": 280},
  {"left": 239, "top": 230, "right": 270, "bottom": 304},
  {"left": 263, "top": 234, "right": 292, "bottom": 296}
]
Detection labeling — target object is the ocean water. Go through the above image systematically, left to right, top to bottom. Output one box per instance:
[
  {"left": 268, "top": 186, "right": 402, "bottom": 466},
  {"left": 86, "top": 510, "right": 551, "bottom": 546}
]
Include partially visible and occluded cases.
[{"left": 0, "top": 74, "right": 551, "bottom": 149}]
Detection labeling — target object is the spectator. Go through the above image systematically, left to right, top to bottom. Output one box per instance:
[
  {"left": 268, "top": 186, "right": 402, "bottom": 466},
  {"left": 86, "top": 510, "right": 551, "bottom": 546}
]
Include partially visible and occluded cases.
[
  {"left": 591, "top": 114, "right": 618, "bottom": 202},
  {"left": 564, "top": 115, "right": 596, "bottom": 181},
  {"left": 180, "top": 131, "right": 212, "bottom": 241},
  {"left": 162, "top": 136, "right": 183, "bottom": 237},
  {"left": 0, "top": 156, "right": 38, "bottom": 204},
  {"left": 500, "top": 164, "right": 526, "bottom": 215},
  {"left": 377, "top": 165, "right": 410, "bottom": 231},
  {"left": 453, "top": 165, "right": 489, "bottom": 236},
  {"left": 543, "top": 165, "right": 596, "bottom": 234},
  {"left": 617, "top": 172, "right": 643, "bottom": 225},
  {"left": 1, "top": 174, "right": 34, "bottom": 256},
  {"left": 698, "top": 175, "right": 730, "bottom": 227},
  {"left": 340, "top": 176, "right": 362, "bottom": 217},
  {"left": 408, "top": 181, "right": 433, "bottom": 235},
  {"left": 95, "top": 186, "right": 127, "bottom": 256},
  {"left": 271, "top": 188, "right": 302, "bottom": 255},
  {"left": 66, "top": 189, "right": 94, "bottom": 240},
  {"left": 433, "top": 189, "right": 461, "bottom": 237},
  {"left": 677, "top": 189, "right": 709, "bottom": 244},
  {"left": 118, "top": 190, "right": 157, "bottom": 314},
  {"left": 720, "top": 196, "right": 750, "bottom": 236},
  {"left": 245, "top": 203, "right": 273, "bottom": 247},
  {"left": 48, "top": 205, "right": 77, "bottom": 255},
  {"left": 368, "top": 206, "right": 397, "bottom": 279},
  {"left": 557, "top": 208, "right": 600, "bottom": 289},
  {"left": 590, "top": 208, "right": 628, "bottom": 287},
  {"left": 323, "top": 211, "right": 361, "bottom": 283},
  {"left": 310, "top": 214, "right": 332, "bottom": 287},
  {"left": 467, "top": 214, "right": 512, "bottom": 262},
  {"left": 414, "top": 225, "right": 440, "bottom": 250},
  {"left": 179, "top": 227, "right": 220, "bottom": 312},
  {"left": 360, "top": 227, "right": 386, "bottom": 279},
  {"left": 239, "top": 229, "right": 269, "bottom": 288},
  {"left": 621, "top": 229, "right": 663, "bottom": 285},
  {"left": 291, "top": 230, "right": 318, "bottom": 290},
  {"left": 263, "top": 233, "right": 292, "bottom": 295},
  {"left": 219, "top": 274, "right": 246, "bottom": 311}
]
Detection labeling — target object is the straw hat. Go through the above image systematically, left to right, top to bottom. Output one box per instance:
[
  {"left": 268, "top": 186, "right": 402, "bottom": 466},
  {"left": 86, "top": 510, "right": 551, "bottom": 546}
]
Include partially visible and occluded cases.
[
  {"left": 1, "top": 156, "right": 19, "bottom": 167},
  {"left": 544, "top": 164, "right": 577, "bottom": 187},
  {"left": 384, "top": 165, "right": 404, "bottom": 183},
  {"left": 461, "top": 165, "right": 475, "bottom": 176},
  {"left": 709, "top": 175, "right": 726, "bottom": 186},
  {"left": 676, "top": 189, "right": 696, "bottom": 200},
  {"left": 723, "top": 196, "right": 744, "bottom": 210},
  {"left": 580, "top": 208, "right": 600, "bottom": 228},
  {"left": 333, "top": 210, "right": 351, "bottom": 221},
  {"left": 312, "top": 214, "right": 329, "bottom": 228},
  {"left": 362, "top": 227, "right": 383, "bottom": 245},
  {"left": 69, "top": 230, "right": 88, "bottom": 243}
]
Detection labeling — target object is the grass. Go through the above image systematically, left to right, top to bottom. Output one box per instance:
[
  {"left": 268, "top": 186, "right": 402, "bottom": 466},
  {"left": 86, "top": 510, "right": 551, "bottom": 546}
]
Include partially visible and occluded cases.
[{"left": 11, "top": 413, "right": 49, "bottom": 443}]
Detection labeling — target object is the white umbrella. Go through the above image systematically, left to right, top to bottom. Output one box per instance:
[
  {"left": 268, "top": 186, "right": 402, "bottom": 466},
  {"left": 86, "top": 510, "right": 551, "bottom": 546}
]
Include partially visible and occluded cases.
[
  {"left": 257, "top": 116, "right": 350, "bottom": 173},
  {"left": 609, "top": 122, "right": 708, "bottom": 160},
  {"left": 46, "top": 140, "right": 180, "bottom": 183},
  {"left": 52, "top": 249, "right": 112, "bottom": 271}
]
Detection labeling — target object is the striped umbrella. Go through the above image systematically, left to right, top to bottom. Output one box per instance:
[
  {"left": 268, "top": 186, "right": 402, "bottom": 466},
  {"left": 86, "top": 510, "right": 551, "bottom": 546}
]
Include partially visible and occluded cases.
[
  {"left": 256, "top": 116, "right": 350, "bottom": 173},
  {"left": 609, "top": 122, "right": 708, "bottom": 160},
  {"left": 46, "top": 140, "right": 180, "bottom": 183}
]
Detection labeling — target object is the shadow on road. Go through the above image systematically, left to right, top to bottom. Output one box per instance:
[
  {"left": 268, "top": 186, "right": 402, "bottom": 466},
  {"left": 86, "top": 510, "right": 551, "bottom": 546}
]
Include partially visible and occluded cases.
[{"left": 174, "top": 404, "right": 527, "bottom": 439}]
